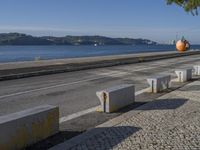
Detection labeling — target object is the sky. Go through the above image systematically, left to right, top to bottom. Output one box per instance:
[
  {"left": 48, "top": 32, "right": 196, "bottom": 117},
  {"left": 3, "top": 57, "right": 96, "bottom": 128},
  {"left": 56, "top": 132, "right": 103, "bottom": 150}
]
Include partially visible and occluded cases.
[{"left": 0, "top": 0, "right": 200, "bottom": 44}]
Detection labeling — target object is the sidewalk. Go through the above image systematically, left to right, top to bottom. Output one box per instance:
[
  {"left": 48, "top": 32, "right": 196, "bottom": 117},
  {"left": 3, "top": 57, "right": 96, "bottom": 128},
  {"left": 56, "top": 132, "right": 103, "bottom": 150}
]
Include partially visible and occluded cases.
[{"left": 51, "top": 80, "right": 200, "bottom": 150}]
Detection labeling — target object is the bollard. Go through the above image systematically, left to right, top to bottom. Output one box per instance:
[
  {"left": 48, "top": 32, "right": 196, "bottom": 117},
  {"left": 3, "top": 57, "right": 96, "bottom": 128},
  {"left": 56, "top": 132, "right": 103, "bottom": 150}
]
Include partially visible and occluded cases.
[
  {"left": 193, "top": 65, "right": 200, "bottom": 75},
  {"left": 175, "top": 68, "right": 192, "bottom": 82},
  {"left": 147, "top": 75, "right": 171, "bottom": 93},
  {"left": 96, "top": 84, "right": 135, "bottom": 113},
  {"left": 0, "top": 105, "right": 59, "bottom": 150}
]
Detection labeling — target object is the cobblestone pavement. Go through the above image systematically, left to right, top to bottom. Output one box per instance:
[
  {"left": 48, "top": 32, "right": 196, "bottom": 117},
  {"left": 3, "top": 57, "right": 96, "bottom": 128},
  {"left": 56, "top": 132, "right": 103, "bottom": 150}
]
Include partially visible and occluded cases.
[{"left": 51, "top": 81, "right": 200, "bottom": 150}]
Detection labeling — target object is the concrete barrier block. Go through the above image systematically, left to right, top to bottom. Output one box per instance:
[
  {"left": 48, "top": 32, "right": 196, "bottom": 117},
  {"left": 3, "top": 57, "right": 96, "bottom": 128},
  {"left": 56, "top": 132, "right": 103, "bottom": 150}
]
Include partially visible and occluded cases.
[
  {"left": 194, "top": 65, "right": 200, "bottom": 75},
  {"left": 175, "top": 68, "right": 192, "bottom": 82},
  {"left": 147, "top": 75, "right": 171, "bottom": 93},
  {"left": 96, "top": 84, "right": 135, "bottom": 113},
  {"left": 0, "top": 105, "right": 59, "bottom": 150}
]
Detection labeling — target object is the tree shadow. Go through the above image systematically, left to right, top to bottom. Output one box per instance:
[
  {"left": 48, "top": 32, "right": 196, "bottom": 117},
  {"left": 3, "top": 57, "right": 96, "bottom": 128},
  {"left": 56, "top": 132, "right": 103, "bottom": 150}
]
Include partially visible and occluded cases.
[{"left": 136, "top": 98, "right": 188, "bottom": 110}]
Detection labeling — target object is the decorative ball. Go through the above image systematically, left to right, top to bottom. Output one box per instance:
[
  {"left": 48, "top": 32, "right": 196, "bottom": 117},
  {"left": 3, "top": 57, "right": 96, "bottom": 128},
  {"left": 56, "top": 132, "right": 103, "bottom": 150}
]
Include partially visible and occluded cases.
[{"left": 176, "top": 40, "right": 187, "bottom": 52}]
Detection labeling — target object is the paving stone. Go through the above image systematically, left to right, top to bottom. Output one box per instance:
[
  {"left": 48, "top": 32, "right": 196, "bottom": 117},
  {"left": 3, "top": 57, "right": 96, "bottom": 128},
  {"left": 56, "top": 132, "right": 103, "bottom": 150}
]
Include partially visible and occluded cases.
[{"left": 53, "top": 81, "right": 200, "bottom": 150}]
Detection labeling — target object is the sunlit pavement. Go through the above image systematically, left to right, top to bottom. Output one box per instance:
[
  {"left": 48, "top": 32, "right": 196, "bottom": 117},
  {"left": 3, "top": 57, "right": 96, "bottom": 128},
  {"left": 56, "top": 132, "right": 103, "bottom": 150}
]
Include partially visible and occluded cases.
[
  {"left": 1, "top": 54, "right": 200, "bottom": 149},
  {"left": 51, "top": 80, "right": 200, "bottom": 150}
]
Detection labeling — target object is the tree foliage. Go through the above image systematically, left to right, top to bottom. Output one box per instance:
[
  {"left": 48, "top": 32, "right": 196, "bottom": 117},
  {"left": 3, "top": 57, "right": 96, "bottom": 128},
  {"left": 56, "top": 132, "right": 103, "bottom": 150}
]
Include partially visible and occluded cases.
[{"left": 167, "top": 0, "right": 200, "bottom": 15}]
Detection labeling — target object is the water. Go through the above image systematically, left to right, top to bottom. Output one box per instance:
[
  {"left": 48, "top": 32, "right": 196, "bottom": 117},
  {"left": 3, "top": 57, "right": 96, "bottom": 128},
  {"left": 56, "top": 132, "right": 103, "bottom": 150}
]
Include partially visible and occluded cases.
[{"left": 0, "top": 45, "right": 200, "bottom": 63}]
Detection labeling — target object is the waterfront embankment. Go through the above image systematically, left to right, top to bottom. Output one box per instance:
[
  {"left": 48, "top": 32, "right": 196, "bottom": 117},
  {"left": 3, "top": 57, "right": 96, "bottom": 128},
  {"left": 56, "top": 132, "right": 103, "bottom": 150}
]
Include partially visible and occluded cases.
[{"left": 0, "top": 50, "right": 200, "bottom": 81}]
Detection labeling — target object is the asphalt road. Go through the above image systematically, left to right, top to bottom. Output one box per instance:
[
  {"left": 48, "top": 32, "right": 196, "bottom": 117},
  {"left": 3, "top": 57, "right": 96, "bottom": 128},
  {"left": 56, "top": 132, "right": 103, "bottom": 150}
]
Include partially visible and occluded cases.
[
  {"left": 0, "top": 54, "right": 200, "bottom": 118},
  {"left": 2, "top": 54, "right": 200, "bottom": 149}
]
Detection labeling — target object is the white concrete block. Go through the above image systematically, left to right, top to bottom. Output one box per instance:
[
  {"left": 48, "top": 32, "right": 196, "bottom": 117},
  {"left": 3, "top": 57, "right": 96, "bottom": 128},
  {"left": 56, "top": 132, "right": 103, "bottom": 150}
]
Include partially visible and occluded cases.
[
  {"left": 193, "top": 65, "right": 200, "bottom": 75},
  {"left": 175, "top": 68, "right": 192, "bottom": 82},
  {"left": 147, "top": 75, "right": 171, "bottom": 93},
  {"left": 96, "top": 84, "right": 135, "bottom": 113},
  {"left": 0, "top": 105, "right": 59, "bottom": 150}
]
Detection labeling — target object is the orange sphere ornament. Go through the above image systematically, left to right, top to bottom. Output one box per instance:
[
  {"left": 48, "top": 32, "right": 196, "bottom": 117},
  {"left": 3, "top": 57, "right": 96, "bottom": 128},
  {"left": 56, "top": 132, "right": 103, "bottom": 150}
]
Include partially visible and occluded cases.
[{"left": 176, "top": 40, "right": 187, "bottom": 52}]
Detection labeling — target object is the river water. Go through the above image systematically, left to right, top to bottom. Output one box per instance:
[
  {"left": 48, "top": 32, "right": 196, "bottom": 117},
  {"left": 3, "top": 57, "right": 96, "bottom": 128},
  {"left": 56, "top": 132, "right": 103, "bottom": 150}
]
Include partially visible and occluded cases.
[{"left": 0, "top": 45, "right": 200, "bottom": 63}]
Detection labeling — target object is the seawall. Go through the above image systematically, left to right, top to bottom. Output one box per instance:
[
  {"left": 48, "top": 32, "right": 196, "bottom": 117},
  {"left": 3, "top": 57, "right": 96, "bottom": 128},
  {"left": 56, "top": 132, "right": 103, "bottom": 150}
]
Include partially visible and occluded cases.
[{"left": 0, "top": 50, "right": 200, "bottom": 81}]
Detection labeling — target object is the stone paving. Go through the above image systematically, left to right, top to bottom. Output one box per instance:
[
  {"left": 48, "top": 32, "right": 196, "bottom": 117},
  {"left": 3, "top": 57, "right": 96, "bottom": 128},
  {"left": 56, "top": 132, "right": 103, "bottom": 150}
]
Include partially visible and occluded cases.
[{"left": 51, "top": 81, "right": 200, "bottom": 150}]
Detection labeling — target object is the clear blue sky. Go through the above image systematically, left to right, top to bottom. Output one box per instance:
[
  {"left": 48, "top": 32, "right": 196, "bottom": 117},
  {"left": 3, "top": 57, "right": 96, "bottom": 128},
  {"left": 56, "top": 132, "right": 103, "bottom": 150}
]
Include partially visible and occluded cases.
[{"left": 0, "top": 0, "right": 200, "bottom": 44}]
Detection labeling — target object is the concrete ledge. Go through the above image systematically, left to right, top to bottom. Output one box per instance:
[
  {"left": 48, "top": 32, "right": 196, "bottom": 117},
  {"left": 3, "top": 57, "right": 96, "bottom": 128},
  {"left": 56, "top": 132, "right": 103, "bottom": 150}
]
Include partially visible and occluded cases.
[
  {"left": 0, "top": 50, "right": 200, "bottom": 81},
  {"left": 194, "top": 65, "right": 200, "bottom": 75},
  {"left": 175, "top": 68, "right": 192, "bottom": 82},
  {"left": 147, "top": 75, "right": 171, "bottom": 93},
  {"left": 96, "top": 84, "right": 135, "bottom": 113},
  {"left": 0, "top": 105, "right": 59, "bottom": 150}
]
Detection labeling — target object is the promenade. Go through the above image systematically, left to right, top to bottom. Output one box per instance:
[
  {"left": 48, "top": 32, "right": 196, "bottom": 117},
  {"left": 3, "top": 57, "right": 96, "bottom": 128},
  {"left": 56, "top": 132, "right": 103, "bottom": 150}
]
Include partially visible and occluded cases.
[
  {"left": 1, "top": 50, "right": 200, "bottom": 81},
  {"left": 1, "top": 52, "right": 200, "bottom": 149},
  {"left": 52, "top": 80, "right": 200, "bottom": 150}
]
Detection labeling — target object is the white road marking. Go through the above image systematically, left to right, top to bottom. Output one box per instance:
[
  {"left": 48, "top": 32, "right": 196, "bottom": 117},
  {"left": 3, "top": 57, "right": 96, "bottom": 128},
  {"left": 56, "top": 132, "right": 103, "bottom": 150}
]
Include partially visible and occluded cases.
[
  {"left": 1, "top": 56, "right": 200, "bottom": 123},
  {"left": 1, "top": 57, "right": 200, "bottom": 100},
  {"left": 2, "top": 58, "right": 200, "bottom": 121},
  {"left": 0, "top": 67, "right": 156, "bottom": 100},
  {"left": 0, "top": 72, "right": 127, "bottom": 100},
  {"left": 59, "top": 87, "right": 150, "bottom": 123},
  {"left": 135, "top": 88, "right": 150, "bottom": 95},
  {"left": 59, "top": 106, "right": 100, "bottom": 123}
]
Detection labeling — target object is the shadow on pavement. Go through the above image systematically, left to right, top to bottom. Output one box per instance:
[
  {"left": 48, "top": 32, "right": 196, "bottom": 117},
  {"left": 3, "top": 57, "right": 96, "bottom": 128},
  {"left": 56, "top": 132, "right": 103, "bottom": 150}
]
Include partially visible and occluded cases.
[
  {"left": 179, "top": 85, "right": 200, "bottom": 91},
  {"left": 137, "top": 98, "right": 188, "bottom": 110},
  {"left": 26, "top": 99, "right": 188, "bottom": 149},
  {"left": 118, "top": 101, "right": 147, "bottom": 113},
  {"left": 52, "top": 126, "right": 141, "bottom": 150},
  {"left": 26, "top": 131, "right": 83, "bottom": 150}
]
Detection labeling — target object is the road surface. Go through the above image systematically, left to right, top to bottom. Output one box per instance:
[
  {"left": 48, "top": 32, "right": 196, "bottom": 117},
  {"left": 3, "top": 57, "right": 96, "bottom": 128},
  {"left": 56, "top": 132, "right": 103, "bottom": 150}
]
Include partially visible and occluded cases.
[{"left": 0, "top": 54, "right": 200, "bottom": 118}]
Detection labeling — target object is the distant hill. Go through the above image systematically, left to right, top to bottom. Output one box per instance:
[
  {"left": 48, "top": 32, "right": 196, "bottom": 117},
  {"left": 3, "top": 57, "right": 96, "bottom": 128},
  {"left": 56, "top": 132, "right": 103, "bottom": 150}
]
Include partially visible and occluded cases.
[{"left": 0, "top": 33, "right": 158, "bottom": 46}]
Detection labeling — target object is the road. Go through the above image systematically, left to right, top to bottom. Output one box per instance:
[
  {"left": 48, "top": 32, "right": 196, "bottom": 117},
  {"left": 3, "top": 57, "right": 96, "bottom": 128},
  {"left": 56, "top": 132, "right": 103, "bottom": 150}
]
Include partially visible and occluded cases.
[
  {"left": 0, "top": 54, "right": 200, "bottom": 121},
  {"left": 1, "top": 54, "right": 200, "bottom": 149}
]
